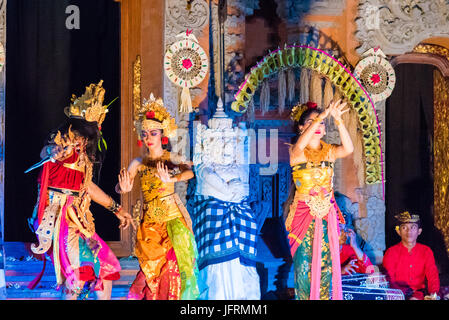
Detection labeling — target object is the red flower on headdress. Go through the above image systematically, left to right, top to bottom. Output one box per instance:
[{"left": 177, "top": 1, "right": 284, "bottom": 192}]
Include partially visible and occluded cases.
[
  {"left": 306, "top": 101, "right": 317, "bottom": 109},
  {"left": 146, "top": 111, "right": 155, "bottom": 119},
  {"left": 161, "top": 136, "right": 169, "bottom": 145},
  {"left": 137, "top": 140, "right": 143, "bottom": 147}
]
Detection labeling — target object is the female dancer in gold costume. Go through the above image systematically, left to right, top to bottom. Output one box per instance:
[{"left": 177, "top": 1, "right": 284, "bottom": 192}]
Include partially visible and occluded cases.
[
  {"left": 116, "top": 94, "right": 199, "bottom": 300},
  {"left": 285, "top": 100, "right": 353, "bottom": 300}
]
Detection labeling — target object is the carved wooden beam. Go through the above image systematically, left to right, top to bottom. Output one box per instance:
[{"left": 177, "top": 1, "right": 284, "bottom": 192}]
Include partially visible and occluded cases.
[
  {"left": 107, "top": 0, "right": 165, "bottom": 257},
  {"left": 391, "top": 53, "right": 449, "bottom": 78}
]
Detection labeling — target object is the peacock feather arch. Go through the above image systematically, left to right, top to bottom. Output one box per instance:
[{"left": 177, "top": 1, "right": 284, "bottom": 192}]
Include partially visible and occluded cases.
[{"left": 230, "top": 45, "right": 384, "bottom": 190}]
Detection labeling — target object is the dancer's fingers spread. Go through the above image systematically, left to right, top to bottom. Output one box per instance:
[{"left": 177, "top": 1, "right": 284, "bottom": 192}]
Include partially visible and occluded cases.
[{"left": 339, "top": 102, "right": 348, "bottom": 109}]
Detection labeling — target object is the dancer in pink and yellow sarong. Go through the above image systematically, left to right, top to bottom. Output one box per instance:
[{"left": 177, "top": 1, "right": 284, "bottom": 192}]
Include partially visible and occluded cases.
[{"left": 285, "top": 100, "right": 353, "bottom": 300}]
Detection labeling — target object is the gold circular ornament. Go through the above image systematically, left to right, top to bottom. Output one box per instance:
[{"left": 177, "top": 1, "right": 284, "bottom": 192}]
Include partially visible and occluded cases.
[
  {"left": 164, "top": 31, "right": 209, "bottom": 113},
  {"left": 164, "top": 38, "right": 208, "bottom": 88},
  {"left": 354, "top": 49, "right": 396, "bottom": 103}
]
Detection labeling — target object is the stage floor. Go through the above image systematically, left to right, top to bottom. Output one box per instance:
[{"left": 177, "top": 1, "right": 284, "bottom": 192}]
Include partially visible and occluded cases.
[{"left": 3, "top": 219, "right": 449, "bottom": 300}]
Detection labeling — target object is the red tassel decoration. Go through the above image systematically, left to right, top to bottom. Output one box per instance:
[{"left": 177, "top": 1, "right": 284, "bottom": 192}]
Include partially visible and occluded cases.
[
  {"left": 161, "top": 136, "right": 169, "bottom": 145},
  {"left": 137, "top": 140, "right": 143, "bottom": 147}
]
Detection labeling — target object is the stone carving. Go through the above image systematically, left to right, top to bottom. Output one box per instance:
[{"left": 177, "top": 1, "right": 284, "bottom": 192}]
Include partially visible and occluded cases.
[
  {"left": 164, "top": 0, "right": 210, "bottom": 203},
  {"left": 164, "top": 0, "right": 209, "bottom": 119},
  {"left": 166, "top": 0, "right": 209, "bottom": 32},
  {"left": 230, "top": 0, "right": 260, "bottom": 16},
  {"left": 275, "top": 0, "right": 345, "bottom": 22},
  {"left": 356, "top": 0, "right": 449, "bottom": 55},
  {"left": 164, "top": 1, "right": 208, "bottom": 119},
  {"left": 191, "top": 98, "right": 261, "bottom": 299},
  {"left": 193, "top": 98, "right": 251, "bottom": 205},
  {"left": 194, "top": 99, "right": 249, "bottom": 167},
  {"left": 327, "top": 114, "right": 386, "bottom": 265},
  {"left": 277, "top": 163, "right": 291, "bottom": 217},
  {"left": 334, "top": 187, "right": 385, "bottom": 265},
  {"left": 353, "top": 192, "right": 386, "bottom": 265}
]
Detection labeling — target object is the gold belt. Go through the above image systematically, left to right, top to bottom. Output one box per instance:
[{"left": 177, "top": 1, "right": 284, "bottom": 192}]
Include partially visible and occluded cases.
[
  {"left": 48, "top": 186, "right": 80, "bottom": 197},
  {"left": 295, "top": 190, "right": 334, "bottom": 219},
  {"left": 143, "top": 193, "right": 182, "bottom": 224}
]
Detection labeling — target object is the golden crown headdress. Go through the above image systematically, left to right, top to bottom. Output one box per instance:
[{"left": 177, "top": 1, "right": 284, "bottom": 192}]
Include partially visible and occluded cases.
[
  {"left": 64, "top": 80, "right": 109, "bottom": 127},
  {"left": 134, "top": 93, "right": 177, "bottom": 139},
  {"left": 290, "top": 101, "right": 318, "bottom": 122},
  {"left": 394, "top": 211, "right": 420, "bottom": 225}
]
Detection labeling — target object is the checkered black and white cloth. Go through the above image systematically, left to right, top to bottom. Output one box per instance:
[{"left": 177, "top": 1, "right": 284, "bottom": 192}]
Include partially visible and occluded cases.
[{"left": 192, "top": 195, "right": 258, "bottom": 270}]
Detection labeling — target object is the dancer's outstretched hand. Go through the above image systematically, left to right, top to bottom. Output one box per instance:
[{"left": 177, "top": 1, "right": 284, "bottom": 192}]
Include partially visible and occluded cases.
[
  {"left": 329, "top": 99, "right": 349, "bottom": 121},
  {"left": 319, "top": 105, "right": 332, "bottom": 120},
  {"left": 47, "top": 144, "right": 66, "bottom": 160},
  {"left": 156, "top": 161, "right": 172, "bottom": 183},
  {"left": 118, "top": 168, "right": 133, "bottom": 193},
  {"left": 116, "top": 209, "right": 136, "bottom": 230}
]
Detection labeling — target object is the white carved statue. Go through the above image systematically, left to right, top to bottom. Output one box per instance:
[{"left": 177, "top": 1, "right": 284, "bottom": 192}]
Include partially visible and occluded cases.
[{"left": 192, "top": 98, "right": 260, "bottom": 300}]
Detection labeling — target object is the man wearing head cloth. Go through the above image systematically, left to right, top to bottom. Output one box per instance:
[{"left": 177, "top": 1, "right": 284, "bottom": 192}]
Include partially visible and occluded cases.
[{"left": 382, "top": 211, "right": 440, "bottom": 300}]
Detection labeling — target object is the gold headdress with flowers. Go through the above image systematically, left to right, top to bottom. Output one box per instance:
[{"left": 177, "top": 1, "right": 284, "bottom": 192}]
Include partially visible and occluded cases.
[
  {"left": 64, "top": 80, "right": 109, "bottom": 127},
  {"left": 134, "top": 93, "right": 177, "bottom": 141},
  {"left": 290, "top": 101, "right": 318, "bottom": 122},
  {"left": 394, "top": 211, "right": 420, "bottom": 225}
]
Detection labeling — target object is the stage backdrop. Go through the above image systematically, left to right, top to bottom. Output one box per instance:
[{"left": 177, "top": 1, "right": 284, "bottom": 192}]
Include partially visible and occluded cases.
[
  {"left": 5, "top": 0, "right": 121, "bottom": 242},
  {"left": 386, "top": 63, "right": 449, "bottom": 274}
]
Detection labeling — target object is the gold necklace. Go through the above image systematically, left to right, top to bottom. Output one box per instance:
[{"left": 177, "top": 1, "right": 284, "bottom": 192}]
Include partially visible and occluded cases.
[
  {"left": 304, "top": 141, "right": 330, "bottom": 166},
  {"left": 147, "top": 148, "right": 166, "bottom": 160}
]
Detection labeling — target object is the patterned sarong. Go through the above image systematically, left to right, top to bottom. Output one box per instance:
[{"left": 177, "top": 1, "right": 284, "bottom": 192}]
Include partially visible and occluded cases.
[{"left": 192, "top": 195, "right": 258, "bottom": 270}]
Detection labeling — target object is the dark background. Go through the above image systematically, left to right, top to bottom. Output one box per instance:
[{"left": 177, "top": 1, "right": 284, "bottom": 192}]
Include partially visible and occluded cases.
[
  {"left": 5, "top": 0, "right": 121, "bottom": 242},
  {"left": 386, "top": 63, "right": 449, "bottom": 274}
]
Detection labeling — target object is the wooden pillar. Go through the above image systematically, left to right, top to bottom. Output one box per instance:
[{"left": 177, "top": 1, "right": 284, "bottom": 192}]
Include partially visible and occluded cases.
[
  {"left": 111, "top": 0, "right": 165, "bottom": 256},
  {"left": 140, "top": 0, "right": 164, "bottom": 97}
]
